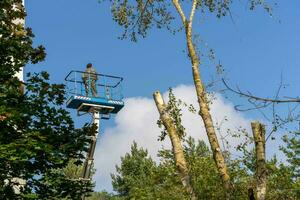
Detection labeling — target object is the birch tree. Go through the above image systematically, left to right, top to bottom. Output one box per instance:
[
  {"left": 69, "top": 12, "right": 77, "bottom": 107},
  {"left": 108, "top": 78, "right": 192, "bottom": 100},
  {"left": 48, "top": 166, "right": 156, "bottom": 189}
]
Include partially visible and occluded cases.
[
  {"left": 106, "top": 0, "right": 273, "bottom": 197},
  {"left": 154, "top": 91, "right": 197, "bottom": 199}
]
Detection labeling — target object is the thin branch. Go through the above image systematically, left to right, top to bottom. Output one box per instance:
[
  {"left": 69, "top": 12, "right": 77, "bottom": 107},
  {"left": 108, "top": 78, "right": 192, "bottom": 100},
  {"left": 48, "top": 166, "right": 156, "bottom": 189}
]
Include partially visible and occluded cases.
[
  {"left": 129, "top": 0, "right": 151, "bottom": 33},
  {"left": 172, "top": 0, "right": 187, "bottom": 24},
  {"left": 189, "top": 0, "right": 198, "bottom": 24},
  {"left": 222, "top": 79, "right": 300, "bottom": 103},
  {"left": 247, "top": 100, "right": 271, "bottom": 122}
]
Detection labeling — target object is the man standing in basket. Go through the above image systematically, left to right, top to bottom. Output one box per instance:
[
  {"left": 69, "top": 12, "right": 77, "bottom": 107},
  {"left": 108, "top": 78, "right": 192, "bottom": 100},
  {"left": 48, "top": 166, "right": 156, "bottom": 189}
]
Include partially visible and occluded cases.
[{"left": 82, "top": 63, "right": 98, "bottom": 97}]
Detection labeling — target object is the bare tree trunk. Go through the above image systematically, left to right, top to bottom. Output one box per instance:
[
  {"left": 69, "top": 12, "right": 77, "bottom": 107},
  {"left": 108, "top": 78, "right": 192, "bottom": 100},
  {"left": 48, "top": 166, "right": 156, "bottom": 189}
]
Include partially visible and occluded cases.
[
  {"left": 171, "top": 0, "right": 231, "bottom": 198},
  {"left": 186, "top": 24, "right": 231, "bottom": 194},
  {"left": 153, "top": 91, "right": 197, "bottom": 200},
  {"left": 251, "top": 122, "right": 267, "bottom": 200}
]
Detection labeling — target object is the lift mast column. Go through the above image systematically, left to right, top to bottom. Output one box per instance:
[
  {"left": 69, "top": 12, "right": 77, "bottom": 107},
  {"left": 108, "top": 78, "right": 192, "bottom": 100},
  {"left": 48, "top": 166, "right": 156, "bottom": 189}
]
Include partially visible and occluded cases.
[{"left": 82, "top": 111, "right": 100, "bottom": 180}]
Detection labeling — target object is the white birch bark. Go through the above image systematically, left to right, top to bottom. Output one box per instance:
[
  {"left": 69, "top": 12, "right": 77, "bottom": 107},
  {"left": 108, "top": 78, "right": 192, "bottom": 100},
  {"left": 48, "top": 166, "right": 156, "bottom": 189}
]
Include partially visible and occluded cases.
[
  {"left": 153, "top": 91, "right": 197, "bottom": 200},
  {"left": 251, "top": 121, "right": 267, "bottom": 200}
]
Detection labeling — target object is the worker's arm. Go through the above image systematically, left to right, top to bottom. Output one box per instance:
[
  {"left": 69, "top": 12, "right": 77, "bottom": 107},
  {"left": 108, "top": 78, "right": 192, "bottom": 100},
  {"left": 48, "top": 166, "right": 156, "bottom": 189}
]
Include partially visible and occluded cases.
[
  {"left": 92, "top": 69, "right": 98, "bottom": 80},
  {"left": 82, "top": 72, "right": 87, "bottom": 82}
]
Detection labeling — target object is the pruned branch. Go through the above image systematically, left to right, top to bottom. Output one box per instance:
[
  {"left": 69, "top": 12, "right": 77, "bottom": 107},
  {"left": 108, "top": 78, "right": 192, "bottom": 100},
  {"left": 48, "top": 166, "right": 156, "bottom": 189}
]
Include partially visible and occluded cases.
[
  {"left": 153, "top": 91, "right": 197, "bottom": 200},
  {"left": 251, "top": 121, "right": 267, "bottom": 200}
]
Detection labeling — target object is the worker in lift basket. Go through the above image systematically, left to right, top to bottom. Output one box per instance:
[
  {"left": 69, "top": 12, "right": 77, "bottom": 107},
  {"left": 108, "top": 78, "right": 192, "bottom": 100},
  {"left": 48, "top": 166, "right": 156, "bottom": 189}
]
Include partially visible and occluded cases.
[{"left": 82, "top": 63, "right": 98, "bottom": 97}]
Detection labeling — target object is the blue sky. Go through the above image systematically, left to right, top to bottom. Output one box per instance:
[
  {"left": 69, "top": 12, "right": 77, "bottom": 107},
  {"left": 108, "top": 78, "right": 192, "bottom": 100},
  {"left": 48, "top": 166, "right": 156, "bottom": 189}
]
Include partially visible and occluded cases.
[
  {"left": 25, "top": 0, "right": 300, "bottom": 192},
  {"left": 25, "top": 1, "right": 300, "bottom": 100}
]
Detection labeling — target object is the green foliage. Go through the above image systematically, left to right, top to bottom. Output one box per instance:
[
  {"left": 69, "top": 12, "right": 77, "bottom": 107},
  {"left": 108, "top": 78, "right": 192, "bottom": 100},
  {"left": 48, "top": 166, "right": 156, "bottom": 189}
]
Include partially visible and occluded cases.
[
  {"left": 0, "top": 0, "right": 45, "bottom": 83},
  {"left": 107, "top": 0, "right": 274, "bottom": 42},
  {"left": 111, "top": 0, "right": 175, "bottom": 41},
  {"left": 0, "top": 1, "right": 94, "bottom": 198},
  {"left": 0, "top": 71, "right": 94, "bottom": 199},
  {"left": 157, "top": 88, "right": 195, "bottom": 141},
  {"left": 155, "top": 89, "right": 244, "bottom": 199},
  {"left": 157, "top": 89, "right": 186, "bottom": 141},
  {"left": 229, "top": 127, "right": 300, "bottom": 199},
  {"left": 282, "top": 131, "right": 300, "bottom": 176},
  {"left": 159, "top": 136, "right": 251, "bottom": 199},
  {"left": 183, "top": 137, "right": 225, "bottom": 199},
  {"left": 111, "top": 138, "right": 300, "bottom": 199},
  {"left": 112, "top": 138, "right": 248, "bottom": 199},
  {"left": 111, "top": 142, "right": 188, "bottom": 200},
  {"left": 265, "top": 157, "right": 300, "bottom": 200},
  {"left": 32, "top": 159, "right": 97, "bottom": 199},
  {"left": 33, "top": 167, "right": 93, "bottom": 200},
  {"left": 86, "top": 191, "right": 119, "bottom": 200}
]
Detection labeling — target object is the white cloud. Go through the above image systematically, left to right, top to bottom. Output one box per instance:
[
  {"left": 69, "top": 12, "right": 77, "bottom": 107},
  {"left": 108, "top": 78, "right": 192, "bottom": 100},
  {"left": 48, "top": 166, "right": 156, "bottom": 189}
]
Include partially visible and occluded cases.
[{"left": 93, "top": 84, "right": 253, "bottom": 191}]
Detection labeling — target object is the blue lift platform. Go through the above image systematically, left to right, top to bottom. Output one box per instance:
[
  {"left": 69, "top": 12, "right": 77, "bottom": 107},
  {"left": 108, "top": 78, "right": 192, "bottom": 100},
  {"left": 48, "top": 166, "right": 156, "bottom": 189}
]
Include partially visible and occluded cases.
[{"left": 65, "top": 70, "right": 124, "bottom": 118}]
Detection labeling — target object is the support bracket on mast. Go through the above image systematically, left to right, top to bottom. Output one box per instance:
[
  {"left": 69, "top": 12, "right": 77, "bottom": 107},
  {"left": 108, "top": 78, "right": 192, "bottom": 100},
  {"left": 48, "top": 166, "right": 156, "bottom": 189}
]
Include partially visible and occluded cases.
[{"left": 77, "top": 103, "right": 114, "bottom": 118}]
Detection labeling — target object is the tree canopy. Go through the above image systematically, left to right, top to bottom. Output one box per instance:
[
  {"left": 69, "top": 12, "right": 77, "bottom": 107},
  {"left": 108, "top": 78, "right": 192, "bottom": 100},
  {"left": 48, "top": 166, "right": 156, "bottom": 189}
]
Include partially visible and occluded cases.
[
  {"left": 109, "top": 0, "right": 273, "bottom": 42},
  {"left": 0, "top": 1, "right": 94, "bottom": 199}
]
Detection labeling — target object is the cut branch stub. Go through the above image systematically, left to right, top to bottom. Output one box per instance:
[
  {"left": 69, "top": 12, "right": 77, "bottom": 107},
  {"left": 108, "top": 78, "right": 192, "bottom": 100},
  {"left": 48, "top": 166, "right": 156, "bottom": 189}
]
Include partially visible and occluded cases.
[
  {"left": 153, "top": 91, "right": 197, "bottom": 200},
  {"left": 251, "top": 121, "right": 267, "bottom": 200}
]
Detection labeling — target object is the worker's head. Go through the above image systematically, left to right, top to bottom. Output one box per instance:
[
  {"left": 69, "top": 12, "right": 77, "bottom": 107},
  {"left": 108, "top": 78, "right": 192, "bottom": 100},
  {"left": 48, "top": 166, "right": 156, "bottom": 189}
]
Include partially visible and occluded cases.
[{"left": 86, "top": 63, "right": 92, "bottom": 68}]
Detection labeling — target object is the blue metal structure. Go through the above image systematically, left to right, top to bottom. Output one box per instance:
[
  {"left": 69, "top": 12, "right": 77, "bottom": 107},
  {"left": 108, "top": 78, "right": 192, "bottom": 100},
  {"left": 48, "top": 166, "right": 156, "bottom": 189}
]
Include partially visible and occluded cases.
[{"left": 65, "top": 70, "right": 124, "bottom": 116}]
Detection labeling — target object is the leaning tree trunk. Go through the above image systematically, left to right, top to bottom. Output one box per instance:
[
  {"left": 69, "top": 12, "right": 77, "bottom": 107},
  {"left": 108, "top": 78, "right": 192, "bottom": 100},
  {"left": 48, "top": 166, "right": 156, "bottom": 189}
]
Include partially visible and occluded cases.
[
  {"left": 171, "top": 0, "right": 231, "bottom": 198},
  {"left": 187, "top": 26, "right": 231, "bottom": 198},
  {"left": 153, "top": 91, "right": 197, "bottom": 200},
  {"left": 251, "top": 122, "right": 267, "bottom": 200}
]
